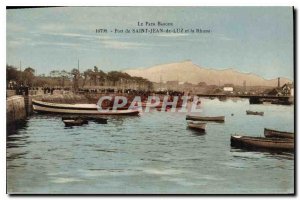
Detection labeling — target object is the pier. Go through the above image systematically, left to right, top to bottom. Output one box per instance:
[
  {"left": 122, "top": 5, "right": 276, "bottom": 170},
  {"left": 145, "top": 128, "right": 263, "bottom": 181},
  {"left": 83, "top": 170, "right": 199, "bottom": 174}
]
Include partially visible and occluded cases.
[
  {"left": 6, "top": 88, "right": 37, "bottom": 126},
  {"left": 196, "top": 94, "right": 293, "bottom": 104},
  {"left": 6, "top": 96, "right": 27, "bottom": 126}
]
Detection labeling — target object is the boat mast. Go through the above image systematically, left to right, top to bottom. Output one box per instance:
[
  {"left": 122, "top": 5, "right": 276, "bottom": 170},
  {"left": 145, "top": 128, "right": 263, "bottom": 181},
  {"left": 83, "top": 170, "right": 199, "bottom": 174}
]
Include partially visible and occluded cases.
[
  {"left": 78, "top": 59, "right": 80, "bottom": 72},
  {"left": 19, "top": 60, "right": 22, "bottom": 84}
]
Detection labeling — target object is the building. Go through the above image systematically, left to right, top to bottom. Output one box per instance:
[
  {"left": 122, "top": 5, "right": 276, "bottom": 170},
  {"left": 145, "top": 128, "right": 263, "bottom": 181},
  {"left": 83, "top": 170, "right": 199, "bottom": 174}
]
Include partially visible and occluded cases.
[
  {"left": 265, "top": 82, "right": 294, "bottom": 97},
  {"left": 281, "top": 83, "right": 294, "bottom": 96},
  {"left": 223, "top": 84, "right": 234, "bottom": 92},
  {"left": 267, "top": 88, "right": 282, "bottom": 96}
]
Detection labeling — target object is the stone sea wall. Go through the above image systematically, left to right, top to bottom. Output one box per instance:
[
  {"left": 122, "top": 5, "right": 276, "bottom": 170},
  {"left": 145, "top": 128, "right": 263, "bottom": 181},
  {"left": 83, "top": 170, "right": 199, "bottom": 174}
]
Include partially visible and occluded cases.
[{"left": 6, "top": 96, "right": 26, "bottom": 125}]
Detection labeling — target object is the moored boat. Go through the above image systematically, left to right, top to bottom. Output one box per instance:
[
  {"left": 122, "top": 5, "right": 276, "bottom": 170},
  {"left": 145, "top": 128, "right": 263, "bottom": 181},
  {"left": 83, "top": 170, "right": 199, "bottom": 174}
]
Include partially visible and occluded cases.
[
  {"left": 32, "top": 99, "right": 139, "bottom": 115},
  {"left": 246, "top": 110, "right": 264, "bottom": 116},
  {"left": 186, "top": 115, "right": 225, "bottom": 122},
  {"left": 62, "top": 116, "right": 107, "bottom": 124},
  {"left": 86, "top": 117, "right": 108, "bottom": 124},
  {"left": 63, "top": 118, "right": 88, "bottom": 127},
  {"left": 187, "top": 122, "right": 206, "bottom": 132},
  {"left": 264, "top": 128, "right": 294, "bottom": 139},
  {"left": 230, "top": 135, "right": 294, "bottom": 152}
]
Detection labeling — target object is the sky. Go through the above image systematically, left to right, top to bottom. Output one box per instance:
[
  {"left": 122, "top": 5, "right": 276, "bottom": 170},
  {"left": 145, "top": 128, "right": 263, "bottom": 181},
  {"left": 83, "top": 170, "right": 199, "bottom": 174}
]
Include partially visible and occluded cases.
[{"left": 6, "top": 7, "right": 293, "bottom": 79}]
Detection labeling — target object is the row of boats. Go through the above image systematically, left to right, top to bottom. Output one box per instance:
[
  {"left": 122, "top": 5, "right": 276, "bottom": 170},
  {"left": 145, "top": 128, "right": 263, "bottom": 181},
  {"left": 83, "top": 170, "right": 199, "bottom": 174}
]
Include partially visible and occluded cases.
[
  {"left": 33, "top": 99, "right": 294, "bottom": 153},
  {"left": 185, "top": 109, "right": 264, "bottom": 124},
  {"left": 238, "top": 109, "right": 293, "bottom": 152},
  {"left": 186, "top": 114, "right": 294, "bottom": 153},
  {"left": 186, "top": 115, "right": 225, "bottom": 132},
  {"left": 231, "top": 128, "right": 294, "bottom": 153}
]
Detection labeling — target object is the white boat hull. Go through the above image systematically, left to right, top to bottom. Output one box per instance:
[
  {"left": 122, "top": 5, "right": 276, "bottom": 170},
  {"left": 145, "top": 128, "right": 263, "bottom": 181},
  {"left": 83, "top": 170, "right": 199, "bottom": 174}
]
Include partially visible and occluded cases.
[{"left": 32, "top": 100, "right": 140, "bottom": 115}]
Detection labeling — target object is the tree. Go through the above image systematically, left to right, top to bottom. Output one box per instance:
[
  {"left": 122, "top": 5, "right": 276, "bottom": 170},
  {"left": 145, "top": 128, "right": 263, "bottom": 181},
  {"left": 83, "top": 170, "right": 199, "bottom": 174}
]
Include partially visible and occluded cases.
[
  {"left": 6, "top": 65, "right": 19, "bottom": 83},
  {"left": 94, "top": 66, "right": 99, "bottom": 73},
  {"left": 23, "top": 67, "right": 35, "bottom": 86},
  {"left": 71, "top": 68, "right": 80, "bottom": 91},
  {"left": 82, "top": 69, "right": 92, "bottom": 87},
  {"left": 49, "top": 70, "right": 60, "bottom": 78},
  {"left": 49, "top": 70, "right": 68, "bottom": 87},
  {"left": 60, "top": 70, "right": 70, "bottom": 87},
  {"left": 97, "top": 70, "right": 107, "bottom": 86},
  {"left": 91, "top": 71, "right": 98, "bottom": 86},
  {"left": 107, "top": 71, "right": 131, "bottom": 86},
  {"left": 34, "top": 76, "right": 48, "bottom": 87}
]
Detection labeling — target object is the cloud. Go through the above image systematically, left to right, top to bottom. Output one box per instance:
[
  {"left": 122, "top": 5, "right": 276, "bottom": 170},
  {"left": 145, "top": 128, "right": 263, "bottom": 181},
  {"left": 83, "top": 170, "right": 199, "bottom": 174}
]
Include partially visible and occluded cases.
[
  {"left": 7, "top": 23, "right": 27, "bottom": 32},
  {"left": 38, "top": 23, "right": 67, "bottom": 32},
  {"left": 9, "top": 28, "right": 168, "bottom": 51},
  {"left": 32, "top": 31, "right": 99, "bottom": 40},
  {"left": 41, "top": 32, "right": 150, "bottom": 49},
  {"left": 7, "top": 37, "right": 32, "bottom": 48},
  {"left": 30, "top": 41, "right": 79, "bottom": 47}
]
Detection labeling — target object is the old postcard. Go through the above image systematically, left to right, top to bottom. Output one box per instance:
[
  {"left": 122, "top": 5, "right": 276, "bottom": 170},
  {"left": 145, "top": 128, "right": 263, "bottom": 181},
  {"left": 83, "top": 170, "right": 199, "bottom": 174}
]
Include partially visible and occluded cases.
[{"left": 6, "top": 6, "right": 294, "bottom": 194}]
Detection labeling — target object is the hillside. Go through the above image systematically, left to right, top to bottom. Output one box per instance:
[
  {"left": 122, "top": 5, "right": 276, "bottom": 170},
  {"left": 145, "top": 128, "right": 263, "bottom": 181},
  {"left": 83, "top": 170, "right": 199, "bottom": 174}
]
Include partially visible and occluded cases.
[{"left": 124, "top": 60, "right": 292, "bottom": 87}]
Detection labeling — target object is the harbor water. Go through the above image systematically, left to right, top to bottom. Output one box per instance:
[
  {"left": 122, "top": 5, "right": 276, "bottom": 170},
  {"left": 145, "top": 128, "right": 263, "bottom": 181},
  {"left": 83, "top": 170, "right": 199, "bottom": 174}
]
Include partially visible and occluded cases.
[{"left": 7, "top": 98, "right": 294, "bottom": 194}]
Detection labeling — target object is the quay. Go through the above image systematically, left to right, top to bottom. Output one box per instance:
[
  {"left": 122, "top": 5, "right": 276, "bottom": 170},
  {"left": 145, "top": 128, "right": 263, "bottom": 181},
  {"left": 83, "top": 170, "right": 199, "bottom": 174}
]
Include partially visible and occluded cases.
[
  {"left": 6, "top": 88, "right": 294, "bottom": 126},
  {"left": 6, "top": 88, "right": 40, "bottom": 126},
  {"left": 196, "top": 94, "right": 293, "bottom": 105}
]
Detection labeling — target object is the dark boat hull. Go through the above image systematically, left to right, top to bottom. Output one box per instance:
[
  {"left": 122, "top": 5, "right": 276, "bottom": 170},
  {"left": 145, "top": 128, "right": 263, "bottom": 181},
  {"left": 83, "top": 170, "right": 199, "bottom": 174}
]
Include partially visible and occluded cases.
[
  {"left": 246, "top": 110, "right": 264, "bottom": 116},
  {"left": 186, "top": 115, "right": 225, "bottom": 122},
  {"left": 63, "top": 119, "right": 87, "bottom": 127},
  {"left": 187, "top": 122, "right": 206, "bottom": 132},
  {"left": 264, "top": 128, "right": 294, "bottom": 139},
  {"left": 231, "top": 135, "right": 294, "bottom": 153}
]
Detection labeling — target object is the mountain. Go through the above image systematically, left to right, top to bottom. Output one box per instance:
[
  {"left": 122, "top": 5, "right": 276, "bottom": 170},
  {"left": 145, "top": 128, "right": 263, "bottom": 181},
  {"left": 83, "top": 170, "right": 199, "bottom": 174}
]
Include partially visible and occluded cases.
[{"left": 123, "top": 60, "right": 292, "bottom": 87}]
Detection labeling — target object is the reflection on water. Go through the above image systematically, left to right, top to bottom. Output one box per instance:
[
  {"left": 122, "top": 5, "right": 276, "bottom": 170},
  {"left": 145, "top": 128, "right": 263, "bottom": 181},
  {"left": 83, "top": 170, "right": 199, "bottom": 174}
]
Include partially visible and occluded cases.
[{"left": 7, "top": 98, "right": 294, "bottom": 194}]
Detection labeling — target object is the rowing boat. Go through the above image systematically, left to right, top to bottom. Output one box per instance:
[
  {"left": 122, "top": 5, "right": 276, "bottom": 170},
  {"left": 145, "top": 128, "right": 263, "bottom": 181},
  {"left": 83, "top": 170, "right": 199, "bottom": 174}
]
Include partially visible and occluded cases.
[
  {"left": 32, "top": 99, "right": 139, "bottom": 115},
  {"left": 246, "top": 110, "right": 264, "bottom": 116},
  {"left": 186, "top": 115, "right": 225, "bottom": 122},
  {"left": 62, "top": 116, "right": 108, "bottom": 124},
  {"left": 85, "top": 116, "right": 108, "bottom": 124},
  {"left": 63, "top": 118, "right": 88, "bottom": 127},
  {"left": 187, "top": 122, "right": 206, "bottom": 132},
  {"left": 264, "top": 128, "right": 294, "bottom": 139},
  {"left": 230, "top": 135, "right": 294, "bottom": 152}
]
